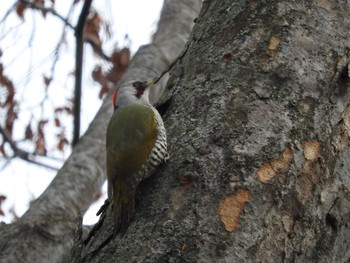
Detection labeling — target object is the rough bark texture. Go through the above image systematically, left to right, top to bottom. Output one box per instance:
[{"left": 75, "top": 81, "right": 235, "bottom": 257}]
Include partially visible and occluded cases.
[
  {"left": 0, "top": 0, "right": 200, "bottom": 262},
  {"left": 82, "top": 0, "right": 350, "bottom": 262}
]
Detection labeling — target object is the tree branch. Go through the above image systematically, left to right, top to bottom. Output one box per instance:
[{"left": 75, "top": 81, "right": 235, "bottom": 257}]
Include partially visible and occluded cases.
[
  {"left": 72, "top": 0, "right": 94, "bottom": 146},
  {"left": 0, "top": 126, "right": 59, "bottom": 170}
]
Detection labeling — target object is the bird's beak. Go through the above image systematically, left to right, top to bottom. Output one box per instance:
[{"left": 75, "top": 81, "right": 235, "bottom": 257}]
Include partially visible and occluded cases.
[{"left": 145, "top": 78, "right": 157, "bottom": 87}]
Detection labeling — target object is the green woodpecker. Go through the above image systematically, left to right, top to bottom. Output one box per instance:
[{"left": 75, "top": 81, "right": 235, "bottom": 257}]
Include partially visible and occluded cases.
[{"left": 106, "top": 79, "right": 168, "bottom": 235}]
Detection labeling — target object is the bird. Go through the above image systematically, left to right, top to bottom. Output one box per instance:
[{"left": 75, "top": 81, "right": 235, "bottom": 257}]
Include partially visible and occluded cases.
[{"left": 106, "top": 79, "right": 168, "bottom": 236}]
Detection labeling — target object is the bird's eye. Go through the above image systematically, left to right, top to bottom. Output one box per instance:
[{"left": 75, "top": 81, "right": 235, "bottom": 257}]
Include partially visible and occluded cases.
[
  {"left": 132, "top": 81, "right": 145, "bottom": 89},
  {"left": 132, "top": 81, "right": 146, "bottom": 98}
]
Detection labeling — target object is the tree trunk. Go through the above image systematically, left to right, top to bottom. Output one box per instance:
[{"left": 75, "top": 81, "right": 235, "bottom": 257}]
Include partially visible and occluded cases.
[
  {"left": 81, "top": 0, "right": 350, "bottom": 262},
  {"left": 0, "top": 1, "right": 201, "bottom": 262}
]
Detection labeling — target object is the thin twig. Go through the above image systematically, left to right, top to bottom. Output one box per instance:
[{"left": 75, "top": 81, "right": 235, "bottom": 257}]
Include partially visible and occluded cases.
[
  {"left": 19, "top": 0, "right": 74, "bottom": 29},
  {"left": 72, "top": 0, "right": 94, "bottom": 146},
  {"left": 50, "top": 1, "right": 76, "bottom": 77},
  {"left": 0, "top": 3, "right": 16, "bottom": 25},
  {"left": 84, "top": 39, "right": 110, "bottom": 61},
  {"left": 0, "top": 126, "right": 59, "bottom": 170}
]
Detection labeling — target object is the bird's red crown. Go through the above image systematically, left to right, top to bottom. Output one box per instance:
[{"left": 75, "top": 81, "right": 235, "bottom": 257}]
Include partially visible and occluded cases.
[{"left": 112, "top": 89, "right": 118, "bottom": 109}]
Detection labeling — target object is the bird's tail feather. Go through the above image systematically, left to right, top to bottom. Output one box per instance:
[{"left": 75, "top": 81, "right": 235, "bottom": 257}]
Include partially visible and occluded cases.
[{"left": 112, "top": 180, "right": 134, "bottom": 236}]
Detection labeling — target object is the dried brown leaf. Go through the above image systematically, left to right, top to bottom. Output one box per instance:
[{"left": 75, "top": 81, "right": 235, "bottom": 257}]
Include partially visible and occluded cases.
[
  {"left": 16, "top": 2, "right": 28, "bottom": 19},
  {"left": 84, "top": 12, "right": 102, "bottom": 55},
  {"left": 107, "top": 48, "right": 130, "bottom": 83},
  {"left": 118, "top": 48, "right": 131, "bottom": 68},
  {"left": 0, "top": 64, "right": 15, "bottom": 107},
  {"left": 92, "top": 66, "right": 103, "bottom": 82},
  {"left": 92, "top": 66, "right": 110, "bottom": 99},
  {"left": 43, "top": 76, "right": 52, "bottom": 87},
  {"left": 2, "top": 78, "right": 15, "bottom": 106},
  {"left": 98, "top": 85, "right": 109, "bottom": 99},
  {"left": 5, "top": 102, "right": 16, "bottom": 136},
  {"left": 64, "top": 106, "right": 73, "bottom": 115},
  {"left": 54, "top": 107, "right": 63, "bottom": 114},
  {"left": 54, "top": 117, "right": 60, "bottom": 127},
  {"left": 37, "top": 120, "right": 48, "bottom": 137},
  {"left": 25, "top": 123, "right": 34, "bottom": 140},
  {"left": 35, "top": 136, "right": 47, "bottom": 155},
  {"left": 57, "top": 137, "right": 68, "bottom": 151},
  {"left": 0, "top": 144, "right": 7, "bottom": 157},
  {"left": 0, "top": 194, "right": 6, "bottom": 203}
]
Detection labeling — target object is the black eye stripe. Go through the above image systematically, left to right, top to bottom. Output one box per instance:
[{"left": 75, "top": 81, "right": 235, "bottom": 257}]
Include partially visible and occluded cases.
[{"left": 132, "top": 81, "right": 145, "bottom": 89}]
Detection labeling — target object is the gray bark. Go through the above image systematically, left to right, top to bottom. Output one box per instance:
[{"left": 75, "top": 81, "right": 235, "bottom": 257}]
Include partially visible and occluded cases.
[
  {"left": 0, "top": 0, "right": 200, "bottom": 262},
  {"left": 81, "top": 0, "right": 350, "bottom": 262}
]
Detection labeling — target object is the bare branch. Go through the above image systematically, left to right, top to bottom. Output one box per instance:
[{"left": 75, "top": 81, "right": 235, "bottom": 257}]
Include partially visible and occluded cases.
[
  {"left": 18, "top": 0, "right": 74, "bottom": 29},
  {"left": 72, "top": 0, "right": 94, "bottom": 146},
  {"left": 49, "top": 2, "right": 76, "bottom": 77},
  {"left": 0, "top": 3, "right": 17, "bottom": 24},
  {"left": 84, "top": 39, "right": 110, "bottom": 61},
  {"left": 0, "top": 126, "right": 59, "bottom": 170}
]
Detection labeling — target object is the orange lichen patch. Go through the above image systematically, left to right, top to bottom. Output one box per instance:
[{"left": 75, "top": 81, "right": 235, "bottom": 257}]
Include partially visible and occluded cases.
[
  {"left": 267, "top": 36, "right": 280, "bottom": 56},
  {"left": 268, "top": 36, "right": 280, "bottom": 50},
  {"left": 296, "top": 141, "right": 322, "bottom": 204},
  {"left": 303, "top": 141, "right": 320, "bottom": 161},
  {"left": 257, "top": 147, "right": 293, "bottom": 183},
  {"left": 271, "top": 147, "right": 293, "bottom": 173},
  {"left": 282, "top": 147, "right": 293, "bottom": 162},
  {"left": 257, "top": 163, "right": 276, "bottom": 183},
  {"left": 219, "top": 189, "right": 250, "bottom": 232}
]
